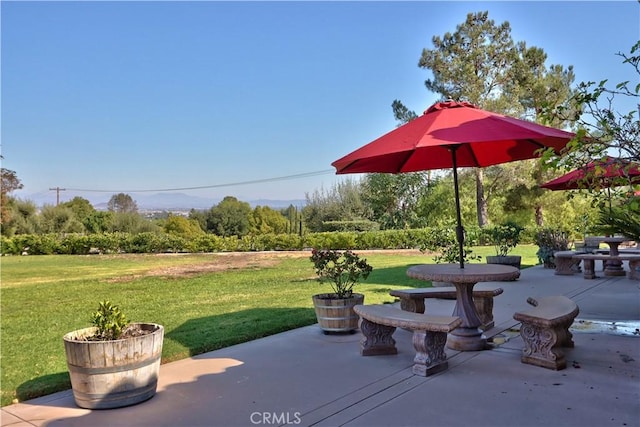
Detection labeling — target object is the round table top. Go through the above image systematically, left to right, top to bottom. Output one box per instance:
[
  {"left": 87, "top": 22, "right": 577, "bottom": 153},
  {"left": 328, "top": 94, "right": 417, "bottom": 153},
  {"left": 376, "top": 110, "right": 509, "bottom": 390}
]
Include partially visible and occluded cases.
[
  {"left": 601, "top": 237, "right": 629, "bottom": 244},
  {"left": 406, "top": 263, "right": 520, "bottom": 284}
]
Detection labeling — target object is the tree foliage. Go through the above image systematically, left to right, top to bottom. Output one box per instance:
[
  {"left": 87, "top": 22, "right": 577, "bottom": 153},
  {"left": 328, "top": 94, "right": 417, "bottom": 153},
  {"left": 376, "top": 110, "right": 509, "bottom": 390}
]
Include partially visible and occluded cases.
[
  {"left": 398, "top": 10, "right": 575, "bottom": 228},
  {"left": 540, "top": 41, "right": 640, "bottom": 237},
  {"left": 542, "top": 41, "right": 639, "bottom": 207},
  {"left": 1, "top": 168, "right": 23, "bottom": 227},
  {"left": 361, "top": 172, "right": 430, "bottom": 229},
  {"left": 302, "top": 179, "right": 370, "bottom": 232},
  {"left": 107, "top": 193, "right": 138, "bottom": 213},
  {"left": 206, "top": 196, "right": 252, "bottom": 237},
  {"left": 60, "top": 197, "right": 96, "bottom": 223},
  {"left": 38, "top": 205, "right": 85, "bottom": 234},
  {"left": 250, "top": 206, "right": 289, "bottom": 235},
  {"left": 163, "top": 215, "right": 205, "bottom": 239}
]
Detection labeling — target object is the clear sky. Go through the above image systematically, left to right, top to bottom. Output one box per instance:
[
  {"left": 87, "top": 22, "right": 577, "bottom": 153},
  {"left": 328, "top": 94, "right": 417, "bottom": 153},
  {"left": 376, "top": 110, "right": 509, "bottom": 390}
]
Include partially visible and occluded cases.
[{"left": 2, "top": 1, "right": 638, "bottom": 206}]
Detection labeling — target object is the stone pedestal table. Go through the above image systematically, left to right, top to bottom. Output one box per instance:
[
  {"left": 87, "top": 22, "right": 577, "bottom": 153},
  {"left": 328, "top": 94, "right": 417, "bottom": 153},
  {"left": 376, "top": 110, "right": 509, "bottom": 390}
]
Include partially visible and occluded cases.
[
  {"left": 602, "top": 237, "right": 630, "bottom": 276},
  {"left": 406, "top": 264, "right": 520, "bottom": 351}
]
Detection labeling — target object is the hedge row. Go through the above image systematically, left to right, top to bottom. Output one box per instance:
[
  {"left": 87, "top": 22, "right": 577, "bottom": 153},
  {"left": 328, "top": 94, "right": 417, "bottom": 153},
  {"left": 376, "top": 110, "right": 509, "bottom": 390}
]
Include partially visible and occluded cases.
[{"left": 0, "top": 226, "right": 539, "bottom": 256}]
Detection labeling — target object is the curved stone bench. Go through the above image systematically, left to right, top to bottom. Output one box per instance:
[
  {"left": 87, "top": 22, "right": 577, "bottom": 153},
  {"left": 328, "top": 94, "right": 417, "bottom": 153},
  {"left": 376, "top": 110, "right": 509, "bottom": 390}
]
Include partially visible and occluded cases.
[
  {"left": 389, "top": 286, "right": 503, "bottom": 330},
  {"left": 513, "top": 296, "right": 579, "bottom": 370},
  {"left": 354, "top": 304, "right": 461, "bottom": 376}
]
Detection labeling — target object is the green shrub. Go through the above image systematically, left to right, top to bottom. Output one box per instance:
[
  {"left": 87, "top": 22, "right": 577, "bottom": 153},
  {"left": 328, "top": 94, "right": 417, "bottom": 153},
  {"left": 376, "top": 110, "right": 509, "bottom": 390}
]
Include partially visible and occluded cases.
[
  {"left": 321, "top": 220, "right": 380, "bottom": 232},
  {"left": 484, "top": 222, "right": 525, "bottom": 256},
  {"left": 535, "top": 228, "right": 570, "bottom": 267},
  {"left": 0, "top": 236, "right": 19, "bottom": 255},
  {"left": 309, "top": 249, "right": 373, "bottom": 298},
  {"left": 90, "top": 301, "right": 129, "bottom": 341}
]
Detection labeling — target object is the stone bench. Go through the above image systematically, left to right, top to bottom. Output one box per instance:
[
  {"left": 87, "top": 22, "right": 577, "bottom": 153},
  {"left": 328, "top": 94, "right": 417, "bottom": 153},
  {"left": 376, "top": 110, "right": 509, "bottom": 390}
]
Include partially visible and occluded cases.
[
  {"left": 553, "top": 250, "right": 583, "bottom": 275},
  {"left": 573, "top": 254, "right": 640, "bottom": 280},
  {"left": 389, "top": 286, "right": 503, "bottom": 330},
  {"left": 513, "top": 296, "right": 579, "bottom": 370},
  {"left": 353, "top": 304, "right": 461, "bottom": 376}
]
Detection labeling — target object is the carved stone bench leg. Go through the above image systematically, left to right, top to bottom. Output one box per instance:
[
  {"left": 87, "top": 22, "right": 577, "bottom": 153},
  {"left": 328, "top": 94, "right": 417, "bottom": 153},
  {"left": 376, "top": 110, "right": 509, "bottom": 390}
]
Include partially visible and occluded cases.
[
  {"left": 555, "top": 256, "right": 577, "bottom": 275},
  {"left": 570, "top": 258, "right": 582, "bottom": 273},
  {"left": 582, "top": 259, "right": 596, "bottom": 279},
  {"left": 629, "top": 260, "right": 640, "bottom": 281},
  {"left": 399, "top": 297, "right": 425, "bottom": 314},
  {"left": 474, "top": 297, "right": 494, "bottom": 330},
  {"left": 358, "top": 318, "right": 397, "bottom": 356},
  {"left": 555, "top": 319, "right": 575, "bottom": 348},
  {"left": 519, "top": 323, "right": 566, "bottom": 370},
  {"left": 412, "top": 331, "right": 449, "bottom": 376}
]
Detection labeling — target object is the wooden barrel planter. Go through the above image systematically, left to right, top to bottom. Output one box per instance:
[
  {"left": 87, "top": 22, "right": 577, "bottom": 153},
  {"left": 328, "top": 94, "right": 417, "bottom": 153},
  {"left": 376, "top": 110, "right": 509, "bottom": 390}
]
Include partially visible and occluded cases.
[
  {"left": 312, "top": 293, "right": 364, "bottom": 333},
  {"left": 63, "top": 323, "right": 164, "bottom": 409}
]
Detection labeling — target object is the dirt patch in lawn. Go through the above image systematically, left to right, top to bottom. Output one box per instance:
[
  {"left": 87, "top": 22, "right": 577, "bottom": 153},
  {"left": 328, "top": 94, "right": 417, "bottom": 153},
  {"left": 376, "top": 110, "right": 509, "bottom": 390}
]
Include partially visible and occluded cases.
[
  {"left": 104, "top": 249, "right": 422, "bottom": 283},
  {"left": 105, "top": 251, "right": 311, "bottom": 282},
  {"left": 150, "top": 252, "right": 311, "bottom": 276}
]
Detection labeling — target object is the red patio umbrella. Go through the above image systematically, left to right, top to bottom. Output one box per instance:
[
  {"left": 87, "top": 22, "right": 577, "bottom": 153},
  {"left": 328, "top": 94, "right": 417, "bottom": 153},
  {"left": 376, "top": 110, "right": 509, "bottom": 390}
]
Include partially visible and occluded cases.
[
  {"left": 332, "top": 100, "right": 575, "bottom": 268},
  {"left": 540, "top": 156, "right": 640, "bottom": 190}
]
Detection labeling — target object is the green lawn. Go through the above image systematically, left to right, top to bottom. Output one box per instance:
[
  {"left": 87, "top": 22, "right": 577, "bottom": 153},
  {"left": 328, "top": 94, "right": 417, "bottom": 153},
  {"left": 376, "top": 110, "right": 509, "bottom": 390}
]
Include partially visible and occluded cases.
[{"left": 0, "top": 246, "right": 539, "bottom": 406}]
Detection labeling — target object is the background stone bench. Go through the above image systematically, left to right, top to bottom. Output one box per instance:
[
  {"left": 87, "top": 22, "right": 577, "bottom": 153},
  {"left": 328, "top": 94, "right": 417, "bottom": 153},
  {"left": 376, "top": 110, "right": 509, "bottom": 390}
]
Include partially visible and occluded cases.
[{"left": 389, "top": 286, "right": 503, "bottom": 330}]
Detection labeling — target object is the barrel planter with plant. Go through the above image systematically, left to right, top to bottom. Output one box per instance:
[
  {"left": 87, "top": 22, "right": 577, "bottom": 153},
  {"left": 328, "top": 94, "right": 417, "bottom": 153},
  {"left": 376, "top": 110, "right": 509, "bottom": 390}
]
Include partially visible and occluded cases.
[
  {"left": 485, "top": 222, "right": 525, "bottom": 272},
  {"left": 309, "top": 249, "right": 372, "bottom": 333},
  {"left": 63, "top": 301, "right": 164, "bottom": 409}
]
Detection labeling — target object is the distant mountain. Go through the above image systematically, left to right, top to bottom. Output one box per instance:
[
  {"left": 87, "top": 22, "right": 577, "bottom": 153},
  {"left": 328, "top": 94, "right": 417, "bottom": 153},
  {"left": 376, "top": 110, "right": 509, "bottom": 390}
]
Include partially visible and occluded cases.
[
  {"left": 17, "top": 191, "right": 305, "bottom": 211},
  {"left": 132, "top": 193, "right": 216, "bottom": 210},
  {"left": 249, "top": 199, "right": 306, "bottom": 209}
]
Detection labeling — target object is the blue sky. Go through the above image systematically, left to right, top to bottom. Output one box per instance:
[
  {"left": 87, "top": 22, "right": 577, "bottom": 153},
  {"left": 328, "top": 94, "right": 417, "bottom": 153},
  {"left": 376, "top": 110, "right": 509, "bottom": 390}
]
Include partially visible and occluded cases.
[{"left": 2, "top": 1, "right": 638, "bottom": 206}]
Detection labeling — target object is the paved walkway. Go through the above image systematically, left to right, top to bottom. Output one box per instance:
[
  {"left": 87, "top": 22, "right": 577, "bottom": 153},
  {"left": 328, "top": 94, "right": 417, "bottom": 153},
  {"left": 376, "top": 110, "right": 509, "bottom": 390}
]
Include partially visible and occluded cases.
[{"left": 2, "top": 265, "right": 639, "bottom": 427}]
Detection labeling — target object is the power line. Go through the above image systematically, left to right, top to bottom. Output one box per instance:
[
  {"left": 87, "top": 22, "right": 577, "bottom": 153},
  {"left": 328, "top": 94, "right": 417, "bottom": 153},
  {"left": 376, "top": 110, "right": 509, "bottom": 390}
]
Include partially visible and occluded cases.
[{"left": 65, "top": 170, "right": 336, "bottom": 193}]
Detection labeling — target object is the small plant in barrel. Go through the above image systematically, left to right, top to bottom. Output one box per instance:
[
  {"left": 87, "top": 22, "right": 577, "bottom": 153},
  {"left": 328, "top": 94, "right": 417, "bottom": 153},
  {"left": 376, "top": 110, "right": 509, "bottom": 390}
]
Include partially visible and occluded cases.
[
  {"left": 486, "top": 222, "right": 525, "bottom": 257},
  {"left": 310, "top": 249, "right": 373, "bottom": 298},
  {"left": 90, "top": 300, "right": 129, "bottom": 340},
  {"left": 63, "top": 301, "right": 164, "bottom": 408}
]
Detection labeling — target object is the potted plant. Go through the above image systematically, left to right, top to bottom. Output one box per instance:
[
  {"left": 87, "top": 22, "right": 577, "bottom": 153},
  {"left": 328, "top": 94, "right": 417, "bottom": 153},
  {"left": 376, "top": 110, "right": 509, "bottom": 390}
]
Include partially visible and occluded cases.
[
  {"left": 485, "top": 222, "right": 525, "bottom": 270},
  {"left": 419, "top": 227, "right": 481, "bottom": 286},
  {"left": 535, "top": 228, "right": 570, "bottom": 268},
  {"left": 310, "top": 249, "right": 373, "bottom": 333},
  {"left": 63, "top": 301, "right": 164, "bottom": 409}
]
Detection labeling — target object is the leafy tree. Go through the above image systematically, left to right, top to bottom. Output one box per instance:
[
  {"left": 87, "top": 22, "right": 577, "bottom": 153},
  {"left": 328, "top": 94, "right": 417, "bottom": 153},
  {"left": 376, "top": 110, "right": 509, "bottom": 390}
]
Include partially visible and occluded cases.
[
  {"left": 397, "top": 11, "right": 575, "bottom": 227},
  {"left": 419, "top": 11, "right": 519, "bottom": 112},
  {"left": 541, "top": 41, "right": 640, "bottom": 237},
  {"left": 542, "top": 41, "right": 640, "bottom": 206},
  {"left": 1, "top": 168, "right": 23, "bottom": 227},
  {"left": 361, "top": 172, "right": 430, "bottom": 229},
  {"left": 303, "top": 179, "right": 370, "bottom": 232},
  {"left": 107, "top": 193, "right": 138, "bottom": 213},
  {"left": 206, "top": 196, "right": 252, "bottom": 237},
  {"left": 60, "top": 197, "right": 95, "bottom": 223},
  {"left": 2, "top": 199, "right": 38, "bottom": 236},
  {"left": 282, "top": 204, "right": 303, "bottom": 234},
  {"left": 37, "top": 205, "right": 84, "bottom": 234},
  {"left": 250, "top": 206, "right": 289, "bottom": 234},
  {"left": 188, "top": 209, "right": 208, "bottom": 232},
  {"left": 83, "top": 211, "right": 115, "bottom": 234},
  {"left": 110, "top": 212, "right": 159, "bottom": 234},
  {"left": 163, "top": 214, "right": 205, "bottom": 238}
]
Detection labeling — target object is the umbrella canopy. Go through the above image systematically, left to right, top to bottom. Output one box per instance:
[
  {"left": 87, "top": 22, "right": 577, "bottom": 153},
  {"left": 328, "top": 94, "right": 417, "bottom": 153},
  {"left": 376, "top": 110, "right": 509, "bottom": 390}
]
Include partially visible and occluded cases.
[
  {"left": 332, "top": 100, "right": 575, "bottom": 268},
  {"left": 540, "top": 156, "right": 640, "bottom": 190}
]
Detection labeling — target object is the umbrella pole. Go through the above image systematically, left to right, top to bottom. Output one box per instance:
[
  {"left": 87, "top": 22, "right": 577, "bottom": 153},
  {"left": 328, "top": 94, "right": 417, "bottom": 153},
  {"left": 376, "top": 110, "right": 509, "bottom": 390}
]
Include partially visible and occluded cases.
[{"left": 449, "top": 146, "right": 465, "bottom": 269}]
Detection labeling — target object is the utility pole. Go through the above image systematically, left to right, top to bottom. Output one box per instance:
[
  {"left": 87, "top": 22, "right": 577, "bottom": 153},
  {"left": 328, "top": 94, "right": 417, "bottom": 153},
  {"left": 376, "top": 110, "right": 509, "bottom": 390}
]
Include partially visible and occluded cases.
[{"left": 49, "top": 187, "right": 66, "bottom": 206}]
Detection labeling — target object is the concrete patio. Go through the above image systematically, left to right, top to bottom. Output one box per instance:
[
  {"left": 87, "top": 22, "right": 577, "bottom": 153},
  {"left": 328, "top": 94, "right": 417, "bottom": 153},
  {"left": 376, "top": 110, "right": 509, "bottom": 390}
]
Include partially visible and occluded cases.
[{"left": 2, "top": 264, "right": 639, "bottom": 427}]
